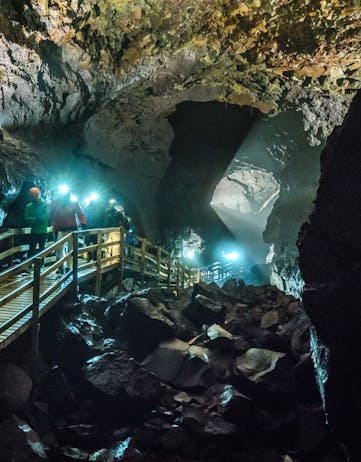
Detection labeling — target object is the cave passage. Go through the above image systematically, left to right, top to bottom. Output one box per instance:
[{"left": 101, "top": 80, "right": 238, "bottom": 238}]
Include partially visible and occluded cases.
[{"left": 158, "top": 101, "right": 259, "bottom": 266}]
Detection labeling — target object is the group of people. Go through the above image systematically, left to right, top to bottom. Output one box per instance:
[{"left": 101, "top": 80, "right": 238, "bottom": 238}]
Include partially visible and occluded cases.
[{"left": 1, "top": 181, "right": 133, "bottom": 263}]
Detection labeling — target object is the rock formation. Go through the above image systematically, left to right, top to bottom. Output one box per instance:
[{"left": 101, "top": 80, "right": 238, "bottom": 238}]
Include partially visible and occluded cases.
[
  {"left": 1, "top": 2, "right": 359, "bottom": 233},
  {"left": 298, "top": 89, "right": 361, "bottom": 461},
  {"left": 0, "top": 280, "right": 348, "bottom": 461}
]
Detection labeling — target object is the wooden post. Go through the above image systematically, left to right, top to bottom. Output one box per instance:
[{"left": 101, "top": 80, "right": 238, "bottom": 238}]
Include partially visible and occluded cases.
[
  {"left": 118, "top": 227, "right": 125, "bottom": 291},
  {"left": 95, "top": 230, "right": 102, "bottom": 296},
  {"left": 9, "top": 232, "right": 14, "bottom": 267},
  {"left": 72, "top": 232, "right": 79, "bottom": 297},
  {"left": 140, "top": 239, "right": 146, "bottom": 283},
  {"left": 167, "top": 254, "right": 172, "bottom": 293},
  {"left": 32, "top": 258, "right": 42, "bottom": 364},
  {"left": 176, "top": 259, "right": 181, "bottom": 294},
  {"left": 181, "top": 264, "right": 186, "bottom": 290}
]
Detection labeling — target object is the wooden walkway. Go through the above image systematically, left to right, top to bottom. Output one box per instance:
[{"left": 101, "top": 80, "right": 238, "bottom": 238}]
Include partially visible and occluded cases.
[{"left": 0, "top": 228, "right": 199, "bottom": 353}]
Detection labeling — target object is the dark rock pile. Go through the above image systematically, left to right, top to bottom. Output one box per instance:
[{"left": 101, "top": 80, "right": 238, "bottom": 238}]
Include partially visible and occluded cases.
[{"left": 0, "top": 281, "right": 347, "bottom": 462}]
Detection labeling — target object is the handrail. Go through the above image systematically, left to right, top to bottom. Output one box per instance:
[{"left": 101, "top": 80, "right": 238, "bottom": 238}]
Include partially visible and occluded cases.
[{"left": 0, "top": 226, "right": 201, "bottom": 354}]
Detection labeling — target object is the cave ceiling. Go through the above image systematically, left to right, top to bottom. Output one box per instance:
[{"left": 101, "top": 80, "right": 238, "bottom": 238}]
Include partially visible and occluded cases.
[{"left": 1, "top": 0, "right": 361, "bottom": 236}]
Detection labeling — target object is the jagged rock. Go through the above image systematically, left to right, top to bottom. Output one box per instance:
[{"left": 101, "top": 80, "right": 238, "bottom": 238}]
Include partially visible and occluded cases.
[
  {"left": 222, "top": 279, "right": 246, "bottom": 298},
  {"left": 79, "top": 294, "right": 110, "bottom": 325},
  {"left": 184, "top": 294, "right": 226, "bottom": 326},
  {"left": 117, "top": 297, "right": 176, "bottom": 359},
  {"left": 260, "top": 310, "right": 280, "bottom": 329},
  {"left": 56, "top": 313, "right": 109, "bottom": 365},
  {"left": 280, "top": 314, "right": 311, "bottom": 358},
  {"left": 204, "top": 324, "right": 234, "bottom": 352},
  {"left": 250, "top": 328, "right": 291, "bottom": 353},
  {"left": 233, "top": 336, "right": 253, "bottom": 355},
  {"left": 142, "top": 339, "right": 188, "bottom": 383},
  {"left": 174, "top": 346, "right": 221, "bottom": 391},
  {"left": 236, "top": 348, "right": 295, "bottom": 394},
  {"left": 84, "top": 351, "right": 161, "bottom": 415},
  {"left": 294, "top": 353, "right": 320, "bottom": 404},
  {"left": 0, "top": 363, "right": 32, "bottom": 415},
  {"left": 40, "top": 365, "right": 76, "bottom": 413},
  {"left": 213, "top": 384, "right": 253, "bottom": 425},
  {"left": 181, "top": 404, "right": 207, "bottom": 434},
  {"left": 0, "top": 415, "right": 48, "bottom": 461},
  {"left": 203, "top": 415, "right": 237, "bottom": 437},
  {"left": 54, "top": 424, "right": 106, "bottom": 451},
  {"left": 159, "top": 426, "right": 185, "bottom": 452},
  {"left": 89, "top": 437, "right": 144, "bottom": 461},
  {"left": 51, "top": 446, "right": 90, "bottom": 461}
]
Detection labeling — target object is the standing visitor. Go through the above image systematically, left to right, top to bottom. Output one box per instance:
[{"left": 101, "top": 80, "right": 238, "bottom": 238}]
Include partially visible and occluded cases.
[
  {"left": 25, "top": 187, "right": 49, "bottom": 257},
  {"left": 50, "top": 191, "right": 86, "bottom": 271}
]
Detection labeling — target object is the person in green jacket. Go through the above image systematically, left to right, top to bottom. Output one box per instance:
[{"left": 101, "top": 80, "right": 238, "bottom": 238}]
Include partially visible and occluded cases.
[{"left": 25, "top": 187, "right": 49, "bottom": 258}]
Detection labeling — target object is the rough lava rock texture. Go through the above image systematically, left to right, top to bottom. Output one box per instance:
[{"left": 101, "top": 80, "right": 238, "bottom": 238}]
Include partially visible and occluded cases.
[
  {"left": 1, "top": 0, "right": 361, "bottom": 287},
  {"left": 298, "top": 89, "right": 361, "bottom": 461},
  {"left": 0, "top": 281, "right": 348, "bottom": 462}
]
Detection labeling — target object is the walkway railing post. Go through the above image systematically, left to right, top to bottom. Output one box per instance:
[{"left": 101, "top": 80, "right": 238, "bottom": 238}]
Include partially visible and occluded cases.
[
  {"left": 118, "top": 227, "right": 125, "bottom": 291},
  {"left": 95, "top": 230, "right": 102, "bottom": 296},
  {"left": 72, "top": 232, "right": 79, "bottom": 297},
  {"left": 167, "top": 254, "right": 172, "bottom": 292},
  {"left": 32, "top": 257, "right": 42, "bottom": 365},
  {"left": 176, "top": 259, "right": 180, "bottom": 294},
  {"left": 181, "top": 264, "right": 186, "bottom": 290}
]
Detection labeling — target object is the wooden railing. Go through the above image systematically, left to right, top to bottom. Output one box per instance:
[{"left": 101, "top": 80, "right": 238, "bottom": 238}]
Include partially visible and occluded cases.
[{"left": 0, "top": 227, "right": 200, "bottom": 354}]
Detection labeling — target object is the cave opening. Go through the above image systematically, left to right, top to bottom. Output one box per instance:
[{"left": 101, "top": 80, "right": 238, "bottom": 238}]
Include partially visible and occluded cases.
[{"left": 159, "top": 101, "right": 323, "bottom": 290}]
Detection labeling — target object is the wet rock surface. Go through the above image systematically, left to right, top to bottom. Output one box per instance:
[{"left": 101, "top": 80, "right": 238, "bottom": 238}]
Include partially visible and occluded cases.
[{"left": 0, "top": 280, "right": 347, "bottom": 462}]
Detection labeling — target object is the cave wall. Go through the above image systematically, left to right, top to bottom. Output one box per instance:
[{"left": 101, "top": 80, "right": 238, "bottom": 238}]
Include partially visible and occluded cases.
[
  {"left": 0, "top": 0, "right": 359, "bottom": 274},
  {"left": 298, "top": 91, "right": 361, "bottom": 461},
  {"left": 157, "top": 101, "right": 257, "bottom": 258}
]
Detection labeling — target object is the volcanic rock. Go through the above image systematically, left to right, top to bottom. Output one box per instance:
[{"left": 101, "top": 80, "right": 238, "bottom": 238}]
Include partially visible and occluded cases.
[
  {"left": 184, "top": 294, "right": 226, "bottom": 326},
  {"left": 118, "top": 297, "right": 176, "bottom": 359},
  {"left": 204, "top": 324, "right": 234, "bottom": 352},
  {"left": 142, "top": 339, "right": 188, "bottom": 383},
  {"left": 236, "top": 348, "right": 296, "bottom": 394},
  {"left": 83, "top": 351, "right": 162, "bottom": 415},
  {"left": 0, "top": 363, "right": 32, "bottom": 415},
  {"left": 40, "top": 365, "right": 76, "bottom": 413},
  {"left": 0, "top": 415, "right": 48, "bottom": 461}
]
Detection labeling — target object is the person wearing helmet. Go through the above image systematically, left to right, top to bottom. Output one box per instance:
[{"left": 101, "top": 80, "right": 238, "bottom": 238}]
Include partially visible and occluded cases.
[{"left": 25, "top": 187, "right": 49, "bottom": 257}]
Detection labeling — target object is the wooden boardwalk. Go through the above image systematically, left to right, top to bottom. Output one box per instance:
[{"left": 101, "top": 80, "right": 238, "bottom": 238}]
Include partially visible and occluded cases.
[{"left": 0, "top": 228, "right": 199, "bottom": 353}]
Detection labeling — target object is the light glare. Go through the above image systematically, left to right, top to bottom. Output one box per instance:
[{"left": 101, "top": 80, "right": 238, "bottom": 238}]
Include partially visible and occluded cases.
[{"left": 59, "top": 184, "right": 69, "bottom": 194}]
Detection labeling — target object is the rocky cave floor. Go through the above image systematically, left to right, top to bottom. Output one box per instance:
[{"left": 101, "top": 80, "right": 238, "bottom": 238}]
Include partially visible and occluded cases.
[{"left": 0, "top": 280, "right": 348, "bottom": 462}]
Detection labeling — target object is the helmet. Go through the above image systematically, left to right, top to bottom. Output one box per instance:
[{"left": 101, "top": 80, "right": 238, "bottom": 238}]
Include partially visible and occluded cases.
[{"left": 29, "top": 187, "right": 41, "bottom": 200}]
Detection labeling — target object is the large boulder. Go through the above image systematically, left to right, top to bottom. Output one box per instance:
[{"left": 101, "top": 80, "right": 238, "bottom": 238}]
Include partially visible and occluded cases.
[
  {"left": 184, "top": 294, "right": 226, "bottom": 326},
  {"left": 117, "top": 297, "right": 176, "bottom": 359},
  {"left": 55, "top": 313, "right": 112, "bottom": 366},
  {"left": 142, "top": 339, "right": 189, "bottom": 382},
  {"left": 235, "top": 348, "right": 296, "bottom": 395},
  {"left": 83, "top": 350, "right": 162, "bottom": 415},
  {"left": 0, "top": 363, "right": 32, "bottom": 415},
  {"left": 40, "top": 365, "right": 76, "bottom": 413}
]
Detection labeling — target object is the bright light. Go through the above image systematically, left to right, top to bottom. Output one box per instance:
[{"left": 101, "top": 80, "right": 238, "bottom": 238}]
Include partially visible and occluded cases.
[
  {"left": 59, "top": 184, "right": 69, "bottom": 194},
  {"left": 90, "top": 192, "right": 98, "bottom": 201},
  {"left": 70, "top": 194, "right": 78, "bottom": 203},
  {"left": 109, "top": 198, "right": 116, "bottom": 204},
  {"left": 184, "top": 249, "right": 195, "bottom": 259},
  {"left": 223, "top": 252, "right": 239, "bottom": 260}
]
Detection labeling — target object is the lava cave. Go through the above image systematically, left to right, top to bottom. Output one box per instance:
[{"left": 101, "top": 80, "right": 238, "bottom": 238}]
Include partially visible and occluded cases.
[{"left": 0, "top": 1, "right": 361, "bottom": 461}]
